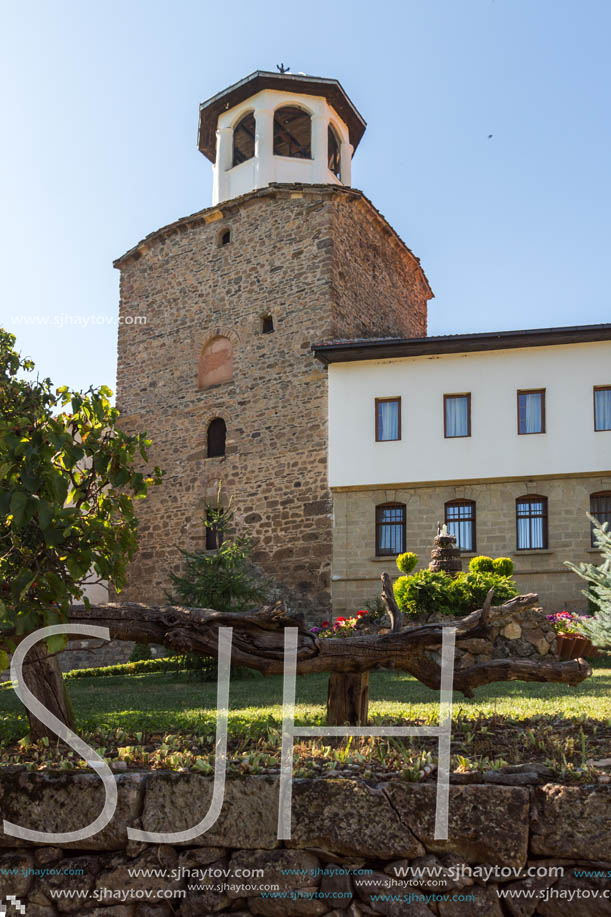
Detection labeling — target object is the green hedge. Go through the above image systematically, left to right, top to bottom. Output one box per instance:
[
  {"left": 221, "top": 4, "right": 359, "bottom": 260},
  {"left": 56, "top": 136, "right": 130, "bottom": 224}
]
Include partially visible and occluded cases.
[
  {"left": 0, "top": 656, "right": 185, "bottom": 689},
  {"left": 63, "top": 656, "right": 185, "bottom": 679}
]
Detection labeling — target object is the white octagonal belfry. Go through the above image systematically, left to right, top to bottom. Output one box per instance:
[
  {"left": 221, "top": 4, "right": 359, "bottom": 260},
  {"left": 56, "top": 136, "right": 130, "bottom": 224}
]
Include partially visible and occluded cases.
[{"left": 198, "top": 70, "right": 367, "bottom": 205}]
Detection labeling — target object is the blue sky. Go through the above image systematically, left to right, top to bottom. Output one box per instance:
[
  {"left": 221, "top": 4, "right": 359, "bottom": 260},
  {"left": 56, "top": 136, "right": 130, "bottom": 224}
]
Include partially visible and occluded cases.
[{"left": 1, "top": 0, "right": 610, "bottom": 394}]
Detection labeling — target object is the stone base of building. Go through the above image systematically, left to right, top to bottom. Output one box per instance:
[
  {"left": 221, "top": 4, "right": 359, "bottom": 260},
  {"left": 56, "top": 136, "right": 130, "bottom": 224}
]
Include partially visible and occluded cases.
[{"left": 331, "top": 473, "right": 610, "bottom": 616}]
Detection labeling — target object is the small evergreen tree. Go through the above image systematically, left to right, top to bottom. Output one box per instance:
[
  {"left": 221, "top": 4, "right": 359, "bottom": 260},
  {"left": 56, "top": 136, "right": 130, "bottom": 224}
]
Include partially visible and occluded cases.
[
  {"left": 167, "top": 492, "right": 267, "bottom": 679},
  {"left": 168, "top": 493, "right": 267, "bottom": 612},
  {"left": 565, "top": 515, "right": 611, "bottom": 647}
]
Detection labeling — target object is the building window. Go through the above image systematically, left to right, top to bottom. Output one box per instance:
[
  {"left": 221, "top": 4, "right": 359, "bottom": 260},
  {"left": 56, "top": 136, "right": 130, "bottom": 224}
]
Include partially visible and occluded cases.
[
  {"left": 273, "top": 107, "right": 311, "bottom": 159},
  {"left": 232, "top": 112, "right": 255, "bottom": 166},
  {"left": 328, "top": 125, "right": 340, "bottom": 178},
  {"left": 220, "top": 229, "right": 231, "bottom": 246},
  {"left": 262, "top": 315, "right": 274, "bottom": 334},
  {"left": 198, "top": 335, "right": 234, "bottom": 389},
  {"left": 594, "top": 386, "right": 611, "bottom": 431},
  {"left": 518, "top": 389, "right": 545, "bottom": 434},
  {"left": 444, "top": 394, "right": 471, "bottom": 438},
  {"left": 375, "top": 397, "right": 401, "bottom": 442},
  {"left": 207, "top": 418, "right": 226, "bottom": 458},
  {"left": 590, "top": 492, "right": 611, "bottom": 546},
  {"left": 516, "top": 495, "right": 548, "bottom": 550},
  {"left": 445, "top": 500, "right": 476, "bottom": 552},
  {"left": 375, "top": 503, "right": 406, "bottom": 556},
  {"left": 205, "top": 510, "right": 222, "bottom": 550}
]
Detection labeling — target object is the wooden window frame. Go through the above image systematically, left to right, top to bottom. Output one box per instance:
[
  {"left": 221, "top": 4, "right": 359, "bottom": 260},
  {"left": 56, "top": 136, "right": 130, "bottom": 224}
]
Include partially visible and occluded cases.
[
  {"left": 273, "top": 106, "right": 312, "bottom": 159},
  {"left": 232, "top": 112, "right": 255, "bottom": 167},
  {"left": 328, "top": 125, "right": 341, "bottom": 178},
  {"left": 594, "top": 385, "right": 611, "bottom": 432},
  {"left": 517, "top": 388, "right": 546, "bottom": 435},
  {"left": 443, "top": 393, "right": 471, "bottom": 439},
  {"left": 375, "top": 397, "right": 402, "bottom": 442},
  {"left": 590, "top": 491, "right": 611, "bottom": 546},
  {"left": 515, "top": 495, "right": 548, "bottom": 550},
  {"left": 445, "top": 499, "right": 476, "bottom": 553},
  {"left": 375, "top": 503, "right": 406, "bottom": 557}
]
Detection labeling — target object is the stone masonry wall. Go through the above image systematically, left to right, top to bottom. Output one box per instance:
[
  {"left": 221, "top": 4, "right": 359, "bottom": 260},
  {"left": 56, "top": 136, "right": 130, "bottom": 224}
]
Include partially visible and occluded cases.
[
  {"left": 114, "top": 184, "right": 431, "bottom": 619},
  {"left": 329, "top": 192, "right": 430, "bottom": 339},
  {"left": 331, "top": 473, "right": 611, "bottom": 615},
  {"left": 2, "top": 772, "right": 610, "bottom": 915}
]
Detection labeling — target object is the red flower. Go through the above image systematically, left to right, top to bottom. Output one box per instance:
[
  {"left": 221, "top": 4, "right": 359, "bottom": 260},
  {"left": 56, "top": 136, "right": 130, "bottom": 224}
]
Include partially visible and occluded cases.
[
  {"left": 356, "top": 610, "right": 368, "bottom": 617},
  {"left": 335, "top": 616, "right": 347, "bottom": 623},
  {"left": 321, "top": 621, "right": 330, "bottom": 628}
]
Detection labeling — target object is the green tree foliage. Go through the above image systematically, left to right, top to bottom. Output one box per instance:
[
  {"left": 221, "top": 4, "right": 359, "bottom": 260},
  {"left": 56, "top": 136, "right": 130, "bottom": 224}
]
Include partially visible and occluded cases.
[
  {"left": 0, "top": 329, "right": 163, "bottom": 727},
  {"left": 565, "top": 515, "right": 611, "bottom": 648},
  {"left": 492, "top": 557, "right": 514, "bottom": 576}
]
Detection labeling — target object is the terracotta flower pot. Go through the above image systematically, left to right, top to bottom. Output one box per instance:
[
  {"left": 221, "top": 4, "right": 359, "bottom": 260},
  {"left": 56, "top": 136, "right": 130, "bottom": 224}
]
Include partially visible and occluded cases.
[{"left": 556, "top": 633, "right": 599, "bottom": 659}]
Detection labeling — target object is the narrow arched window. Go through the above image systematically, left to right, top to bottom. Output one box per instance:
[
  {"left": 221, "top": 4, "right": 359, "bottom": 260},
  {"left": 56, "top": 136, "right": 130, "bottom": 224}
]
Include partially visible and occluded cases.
[
  {"left": 274, "top": 107, "right": 311, "bottom": 159},
  {"left": 233, "top": 113, "right": 255, "bottom": 166},
  {"left": 328, "top": 126, "right": 340, "bottom": 178},
  {"left": 220, "top": 229, "right": 231, "bottom": 246},
  {"left": 198, "top": 336, "right": 233, "bottom": 389},
  {"left": 207, "top": 418, "right": 226, "bottom": 458},
  {"left": 590, "top": 492, "right": 611, "bottom": 546},
  {"left": 516, "top": 495, "right": 548, "bottom": 550},
  {"left": 445, "top": 500, "right": 476, "bottom": 552},
  {"left": 375, "top": 503, "right": 406, "bottom": 556}
]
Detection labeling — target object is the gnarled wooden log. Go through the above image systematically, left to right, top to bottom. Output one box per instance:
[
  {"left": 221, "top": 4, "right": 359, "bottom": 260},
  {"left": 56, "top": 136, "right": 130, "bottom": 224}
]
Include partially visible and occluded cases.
[{"left": 0, "top": 587, "right": 592, "bottom": 700}]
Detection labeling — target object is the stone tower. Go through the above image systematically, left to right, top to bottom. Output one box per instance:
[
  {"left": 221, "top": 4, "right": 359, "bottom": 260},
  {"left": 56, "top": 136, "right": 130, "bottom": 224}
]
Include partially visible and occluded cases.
[{"left": 114, "top": 70, "right": 433, "bottom": 617}]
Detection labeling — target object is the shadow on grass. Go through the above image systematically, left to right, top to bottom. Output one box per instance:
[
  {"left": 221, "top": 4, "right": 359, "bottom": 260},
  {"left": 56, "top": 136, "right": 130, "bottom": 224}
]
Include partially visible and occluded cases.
[{"left": 1, "top": 656, "right": 610, "bottom": 746}]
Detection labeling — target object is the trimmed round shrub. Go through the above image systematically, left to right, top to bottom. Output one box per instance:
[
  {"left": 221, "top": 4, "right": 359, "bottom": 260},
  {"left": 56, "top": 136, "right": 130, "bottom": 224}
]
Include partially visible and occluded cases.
[
  {"left": 396, "top": 551, "right": 418, "bottom": 575},
  {"left": 468, "top": 555, "right": 495, "bottom": 574},
  {"left": 493, "top": 556, "right": 514, "bottom": 576},
  {"left": 394, "top": 568, "right": 519, "bottom": 618},
  {"left": 394, "top": 570, "right": 455, "bottom": 616},
  {"left": 452, "top": 572, "right": 518, "bottom": 613}
]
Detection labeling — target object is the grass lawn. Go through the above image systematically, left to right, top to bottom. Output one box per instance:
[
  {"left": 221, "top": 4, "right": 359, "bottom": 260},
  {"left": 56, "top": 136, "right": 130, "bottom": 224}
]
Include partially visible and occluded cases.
[{"left": 1, "top": 658, "right": 610, "bottom": 779}]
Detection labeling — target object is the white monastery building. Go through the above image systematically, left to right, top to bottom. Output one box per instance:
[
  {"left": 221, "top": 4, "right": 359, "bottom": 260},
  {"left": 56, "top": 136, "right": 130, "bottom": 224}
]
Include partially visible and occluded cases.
[{"left": 315, "top": 328, "right": 611, "bottom": 613}]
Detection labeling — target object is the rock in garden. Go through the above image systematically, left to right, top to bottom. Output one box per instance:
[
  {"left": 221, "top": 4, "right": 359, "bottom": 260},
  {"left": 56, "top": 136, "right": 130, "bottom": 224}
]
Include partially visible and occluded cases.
[
  {"left": 0, "top": 772, "right": 145, "bottom": 851},
  {"left": 141, "top": 774, "right": 280, "bottom": 849},
  {"left": 287, "top": 779, "right": 425, "bottom": 859},
  {"left": 383, "top": 783, "right": 529, "bottom": 868},
  {"left": 531, "top": 785, "right": 611, "bottom": 860},
  {"left": 227, "top": 849, "right": 320, "bottom": 897},
  {"left": 319, "top": 861, "right": 354, "bottom": 908},
  {"left": 438, "top": 884, "right": 503, "bottom": 916}
]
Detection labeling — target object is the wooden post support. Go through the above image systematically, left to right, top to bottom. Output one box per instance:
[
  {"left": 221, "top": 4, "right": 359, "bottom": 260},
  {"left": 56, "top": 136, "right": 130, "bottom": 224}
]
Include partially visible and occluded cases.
[{"left": 327, "top": 671, "right": 370, "bottom": 726}]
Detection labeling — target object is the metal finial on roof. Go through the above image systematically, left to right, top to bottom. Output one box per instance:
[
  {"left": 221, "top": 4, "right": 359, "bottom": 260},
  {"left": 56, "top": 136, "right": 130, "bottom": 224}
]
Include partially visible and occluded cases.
[{"left": 276, "top": 63, "right": 290, "bottom": 74}]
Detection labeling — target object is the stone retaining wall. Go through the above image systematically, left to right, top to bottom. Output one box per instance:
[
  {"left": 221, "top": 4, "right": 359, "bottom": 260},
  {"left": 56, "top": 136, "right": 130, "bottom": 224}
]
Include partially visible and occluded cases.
[{"left": 1, "top": 773, "right": 610, "bottom": 915}]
